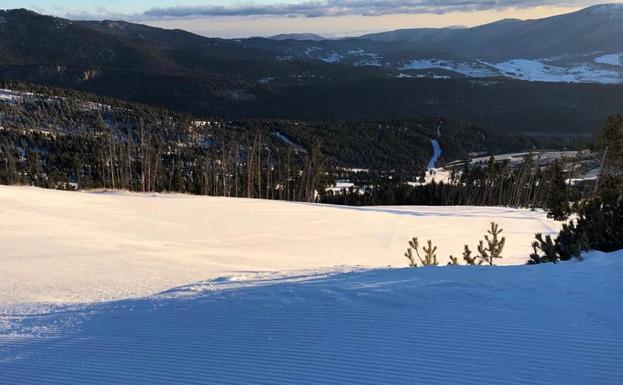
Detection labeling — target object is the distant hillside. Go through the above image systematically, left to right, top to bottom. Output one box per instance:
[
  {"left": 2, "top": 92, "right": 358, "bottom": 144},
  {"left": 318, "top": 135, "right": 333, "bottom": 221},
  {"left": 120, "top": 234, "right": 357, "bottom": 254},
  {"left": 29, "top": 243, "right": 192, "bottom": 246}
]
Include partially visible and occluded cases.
[
  {"left": 361, "top": 4, "right": 623, "bottom": 60},
  {"left": 240, "top": 5, "right": 623, "bottom": 84},
  {"left": 0, "top": 7, "right": 622, "bottom": 135},
  {"left": 269, "top": 33, "right": 326, "bottom": 41},
  {"left": 0, "top": 82, "right": 536, "bottom": 193}
]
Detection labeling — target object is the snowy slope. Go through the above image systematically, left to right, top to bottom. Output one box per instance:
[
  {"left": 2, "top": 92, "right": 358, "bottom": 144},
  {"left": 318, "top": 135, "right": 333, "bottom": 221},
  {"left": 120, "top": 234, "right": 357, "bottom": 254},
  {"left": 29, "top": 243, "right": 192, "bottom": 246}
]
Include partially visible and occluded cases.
[
  {"left": 398, "top": 58, "right": 623, "bottom": 84},
  {"left": 427, "top": 139, "right": 442, "bottom": 170},
  {"left": 0, "top": 186, "right": 560, "bottom": 305},
  {"left": 1, "top": 251, "right": 622, "bottom": 385}
]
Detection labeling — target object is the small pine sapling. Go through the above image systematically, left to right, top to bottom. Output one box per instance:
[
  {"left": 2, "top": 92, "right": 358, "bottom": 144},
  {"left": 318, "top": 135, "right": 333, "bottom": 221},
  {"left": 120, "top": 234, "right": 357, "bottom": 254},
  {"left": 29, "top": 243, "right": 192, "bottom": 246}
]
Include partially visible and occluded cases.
[
  {"left": 477, "top": 222, "right": 506, "bottom": 266},
  {"left": 404, "top": 237, "right": 439, "bottom": 267},
  {"left": 404, "top": 237, "right": 421, "bottom": 267},
  {"left": 422, "top": 240, "right": 439, "bottom": 266},
  {"left": 462, "top": 245, "right": 482, "bottom": 265},
  {"left": 448, "top": 255, "right": 459, "bottom": 266}
]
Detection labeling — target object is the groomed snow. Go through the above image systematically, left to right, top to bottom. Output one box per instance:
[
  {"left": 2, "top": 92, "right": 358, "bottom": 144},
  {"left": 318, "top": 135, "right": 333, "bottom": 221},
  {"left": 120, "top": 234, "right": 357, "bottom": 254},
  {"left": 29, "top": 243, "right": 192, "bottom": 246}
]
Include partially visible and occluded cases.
[
  {"left": 0, "top": 186, "right": 561, "bottom": 305},
  {"left": 1, "top": 251, "right": 621, "bottom": 384}
]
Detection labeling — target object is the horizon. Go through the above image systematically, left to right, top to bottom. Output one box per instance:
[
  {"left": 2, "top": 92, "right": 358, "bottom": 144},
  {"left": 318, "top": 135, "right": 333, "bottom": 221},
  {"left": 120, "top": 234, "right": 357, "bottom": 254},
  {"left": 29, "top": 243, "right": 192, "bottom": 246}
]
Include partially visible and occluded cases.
[{"left": 4, "top": 1, "right": 623, "bottom": 38}]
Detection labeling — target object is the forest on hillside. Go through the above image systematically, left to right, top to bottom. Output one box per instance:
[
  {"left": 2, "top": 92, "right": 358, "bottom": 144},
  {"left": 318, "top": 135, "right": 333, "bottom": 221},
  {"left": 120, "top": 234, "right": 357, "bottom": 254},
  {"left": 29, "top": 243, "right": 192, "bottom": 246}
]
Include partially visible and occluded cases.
[{"left": 0, "top": 82, "right": 544, "bottom": 201}]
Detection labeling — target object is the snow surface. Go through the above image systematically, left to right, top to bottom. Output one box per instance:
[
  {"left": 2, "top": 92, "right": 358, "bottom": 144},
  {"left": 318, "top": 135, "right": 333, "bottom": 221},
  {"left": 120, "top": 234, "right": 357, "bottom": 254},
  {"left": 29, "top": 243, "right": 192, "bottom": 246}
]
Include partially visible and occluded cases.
[
  {"left": 321, "top": 52, "right": 343, "bottom": 63},
  {"left": 595, "top": 53, "right": 623, "bottom": 66},
  {"left": 397, "top": 58, "right": 623, "bottom": 83},
  {"left": 491, "top": 59, "right": 621, "bottom": 83},
  {"left": 427, "top": 139, "right": 442, "bottom": 170},
  {"left": 0, "top": 186, "right": 561, "bottom": 305},
  {"left": 1, "top": 186, "right": 620, "bottom": 384},
  {"left": 1, "top": 251, "right": 621, "bottom": 384}
]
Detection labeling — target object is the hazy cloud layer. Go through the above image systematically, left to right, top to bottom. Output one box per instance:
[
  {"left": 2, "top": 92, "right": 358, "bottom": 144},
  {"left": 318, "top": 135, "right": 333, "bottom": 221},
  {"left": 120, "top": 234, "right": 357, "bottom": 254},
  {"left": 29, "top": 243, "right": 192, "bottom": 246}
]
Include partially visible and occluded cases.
[{"left": 143, "top": 0, "right": 596, "bottom": 18}]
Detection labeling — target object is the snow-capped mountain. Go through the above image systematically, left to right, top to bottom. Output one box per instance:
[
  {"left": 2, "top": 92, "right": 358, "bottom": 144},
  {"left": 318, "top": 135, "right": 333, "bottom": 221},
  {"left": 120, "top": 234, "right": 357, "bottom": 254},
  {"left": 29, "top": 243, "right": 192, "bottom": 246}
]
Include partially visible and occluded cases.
[{"left": 240, "top": 4, "right": 623, "bottom": 84}]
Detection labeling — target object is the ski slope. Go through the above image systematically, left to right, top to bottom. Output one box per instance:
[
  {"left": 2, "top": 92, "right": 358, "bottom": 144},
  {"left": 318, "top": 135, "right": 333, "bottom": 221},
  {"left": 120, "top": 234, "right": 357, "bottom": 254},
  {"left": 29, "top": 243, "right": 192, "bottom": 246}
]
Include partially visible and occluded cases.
[
  {"left": 427, "top": 139, "right": 442, "bottom": 170},
  {"left": 0, "top": 186, "right": 560, "bottom": 305},
  {"left": 0, "top": 186, "right": 621, "bottom": 384},
  {"left": 1, "top": 252, "right": 622, "bottom": 385}
]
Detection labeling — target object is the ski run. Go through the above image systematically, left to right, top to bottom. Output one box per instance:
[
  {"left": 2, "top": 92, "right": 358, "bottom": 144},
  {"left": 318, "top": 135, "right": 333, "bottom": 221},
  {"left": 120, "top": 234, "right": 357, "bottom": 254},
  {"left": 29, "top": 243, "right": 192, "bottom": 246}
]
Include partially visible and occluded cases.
[{"left": 1, "top": 186, "right": 621, "bottom": 385}]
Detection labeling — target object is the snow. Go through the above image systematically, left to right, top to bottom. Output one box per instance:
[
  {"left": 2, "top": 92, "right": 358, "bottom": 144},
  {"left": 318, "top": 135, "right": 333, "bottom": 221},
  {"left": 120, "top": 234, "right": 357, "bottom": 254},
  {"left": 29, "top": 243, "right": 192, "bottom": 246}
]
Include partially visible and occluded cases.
[
  {"left": 321, "top": 52, "right": 343, "bottom": 63},
  {"left": 595, "top": 53, "right": 623, "bottom": 66},
  {"left": 395, "top": 57, "right": 623, "bottom": 84},
  {"left": 490, "top": 59, "right": 622, "bottom": 84},
  {"left": 272, "top": 131, "right": 305, "bottom": 152},
  {"left": 427, "top": 139, "right": 442, "bottom": 170},
  {"left": 446, "top": 150, "right": 582, "bottom": 168},
  {"left": 326, "top": 181, "right": 357, "bottom": 194},
  {"left": 0, "top": 186, "right": 561, "bottom": 305},
  {"left": 1, "top": 186, "right": 621, "bottom": 384},
  {"left": 2, "top": 249, "right": 622, "bottom": 384}
]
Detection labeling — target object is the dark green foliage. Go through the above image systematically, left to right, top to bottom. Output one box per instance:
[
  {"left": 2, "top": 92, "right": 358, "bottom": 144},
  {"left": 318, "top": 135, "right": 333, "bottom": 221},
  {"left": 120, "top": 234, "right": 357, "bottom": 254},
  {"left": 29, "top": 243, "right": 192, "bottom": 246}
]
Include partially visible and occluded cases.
[
  {"left": 0, "top": 82, "right": 541, "bottom": 188},
  {"left": 596, "top": 115, "right": 623, "bottom": 177},
  {"left": 531, "top": 116, "right": 623, "bottom": 264},
  {"left": 322, "top": 153, "right": 586, "bottom": 208},
  {"left": 545, "top": 161, "right": 571, "bottom": 221},
  {"left": 529, "top": 176, "right": 623, "bottom": 264},
  {"left": 529, "top": 234, "right": 560, "bottom": 264}
]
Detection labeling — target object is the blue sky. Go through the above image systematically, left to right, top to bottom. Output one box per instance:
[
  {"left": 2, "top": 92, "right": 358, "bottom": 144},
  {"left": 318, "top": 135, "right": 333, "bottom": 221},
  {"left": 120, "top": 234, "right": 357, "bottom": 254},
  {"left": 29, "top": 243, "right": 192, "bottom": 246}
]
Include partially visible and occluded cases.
[{"left": 3, "top": 1, "right": 620, "bottom": 37}]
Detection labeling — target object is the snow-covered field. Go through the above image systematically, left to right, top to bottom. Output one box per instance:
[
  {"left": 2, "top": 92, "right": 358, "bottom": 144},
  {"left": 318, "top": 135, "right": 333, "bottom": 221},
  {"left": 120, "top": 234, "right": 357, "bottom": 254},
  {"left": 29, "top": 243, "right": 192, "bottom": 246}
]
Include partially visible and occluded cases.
[
  {"left": 396, "top": 56, "right": 623, "bottom": 84},
  {"left": 0, "top": 186, "right": 559, "bottom": 305},
  {"left": 2, "top": 186, "right": 621, "bottom": 384}
]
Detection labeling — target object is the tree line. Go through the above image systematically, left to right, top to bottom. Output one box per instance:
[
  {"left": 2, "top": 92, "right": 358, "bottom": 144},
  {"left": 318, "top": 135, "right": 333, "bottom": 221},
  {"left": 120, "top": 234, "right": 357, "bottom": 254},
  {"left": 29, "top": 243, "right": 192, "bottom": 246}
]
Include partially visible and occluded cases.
[{"left": 322, "top": 154, "right": 582, "bottom": 220}]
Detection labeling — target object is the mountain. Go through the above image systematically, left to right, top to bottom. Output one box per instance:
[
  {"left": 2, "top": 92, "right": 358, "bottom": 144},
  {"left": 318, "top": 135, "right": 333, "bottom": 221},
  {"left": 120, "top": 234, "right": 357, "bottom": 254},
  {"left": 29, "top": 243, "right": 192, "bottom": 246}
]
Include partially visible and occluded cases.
[
  {"left": 239, "top": 4, "right": 623, "bottom": 84},
  {"left": 361, "top": 4, "right": 623, "bottom": 60},
  {"left": 0, "top": 6, "right": 622, "bottom": 135},
  {"left": 269, "top": 33, "right": 326, "bottom": 41}
]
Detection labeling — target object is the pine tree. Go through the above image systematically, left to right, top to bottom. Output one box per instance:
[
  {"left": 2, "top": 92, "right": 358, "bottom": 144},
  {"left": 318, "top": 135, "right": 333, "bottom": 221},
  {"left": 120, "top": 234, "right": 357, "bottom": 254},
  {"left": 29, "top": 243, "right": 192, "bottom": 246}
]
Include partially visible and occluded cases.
[
  {"left": 545, "top": 161, "right": 570, "bottom": 221},
  {"left": 476, "top": 222, "right": 506, "bottom": 266},
  {"left": 529, "top": 233, "right": 558, "bottom": 264},
  {"left": 404, "top": 237, "right": 439, "bottom": 267},
  {"left": 404, "top": 239, "right": 418, "bottom": 268},
  {"left": 422, "top": 240, "right": 439, "bottom": 266},
  {"left": 462, "top": 245, "right": 481, "bottom": 265},
  {"left": 448, "top": 255, "right": 459, "bottom": 266}
]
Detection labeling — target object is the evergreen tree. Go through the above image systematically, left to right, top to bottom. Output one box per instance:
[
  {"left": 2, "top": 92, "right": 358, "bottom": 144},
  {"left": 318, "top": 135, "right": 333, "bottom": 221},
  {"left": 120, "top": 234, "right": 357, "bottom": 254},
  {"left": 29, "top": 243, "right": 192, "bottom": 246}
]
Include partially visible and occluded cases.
[
  {"left": 545, "top": 161, "right": 570, "bottom": 220},
  {"left": 476, "top": 222, "right": 506, "bottom": 266},
  {"left": 404, "top": 237, "right": 439, "bottom": 267},
  {"left": 462, "top": 245, "right": 481, "bottom": 265}
]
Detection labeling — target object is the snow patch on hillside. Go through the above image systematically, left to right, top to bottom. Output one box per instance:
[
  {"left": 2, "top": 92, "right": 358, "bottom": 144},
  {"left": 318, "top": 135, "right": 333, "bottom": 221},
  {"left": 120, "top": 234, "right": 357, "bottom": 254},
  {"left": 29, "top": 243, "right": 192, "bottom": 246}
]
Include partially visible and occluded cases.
[
  {"left": 321, "top": 52, "right": 343, "bottom": 63},
  {"left": 595, "top": 53, "right": 623, "bottom": 66},
  {"left": 491, "top": 59, "right": 621, "bottom": 83},
  {"left": 427, "top": 139, "right": 442, "bottom": 170}
]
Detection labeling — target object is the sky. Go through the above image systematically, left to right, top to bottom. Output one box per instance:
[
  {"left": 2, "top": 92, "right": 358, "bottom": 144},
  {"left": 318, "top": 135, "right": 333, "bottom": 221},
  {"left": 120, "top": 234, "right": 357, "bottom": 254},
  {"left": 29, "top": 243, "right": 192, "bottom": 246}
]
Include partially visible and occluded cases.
[{"left": 4, "top": 0, "right": 622, "bottom": 37}]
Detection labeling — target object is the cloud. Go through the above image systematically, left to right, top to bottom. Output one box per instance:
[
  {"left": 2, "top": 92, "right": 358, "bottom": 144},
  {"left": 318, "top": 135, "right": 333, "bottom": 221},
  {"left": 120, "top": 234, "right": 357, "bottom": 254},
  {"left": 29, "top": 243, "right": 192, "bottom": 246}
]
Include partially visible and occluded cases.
[{"left": 142, "top": 0, "right": 595, "bottom": 19}]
